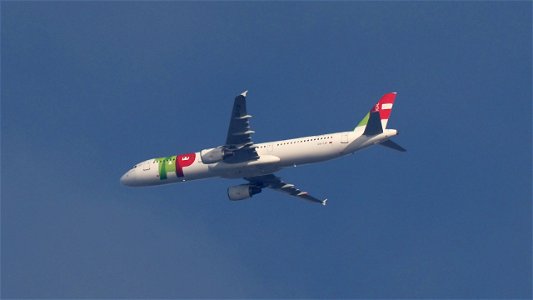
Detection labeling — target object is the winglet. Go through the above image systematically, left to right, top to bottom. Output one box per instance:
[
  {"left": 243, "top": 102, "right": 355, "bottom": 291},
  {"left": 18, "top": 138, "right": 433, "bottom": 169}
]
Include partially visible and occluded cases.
[{"left": 240, "top": 90, "right": 248, "bottom": 97}]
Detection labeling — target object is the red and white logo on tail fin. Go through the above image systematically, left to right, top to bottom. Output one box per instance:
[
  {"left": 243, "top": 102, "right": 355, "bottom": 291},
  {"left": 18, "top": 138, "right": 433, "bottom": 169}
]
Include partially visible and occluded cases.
[
  {"left": 355, "top": 92, "right": 398, "bottom": 132},
  {"left": 372, "top": 92, "right": 397, "bottom": 129}
]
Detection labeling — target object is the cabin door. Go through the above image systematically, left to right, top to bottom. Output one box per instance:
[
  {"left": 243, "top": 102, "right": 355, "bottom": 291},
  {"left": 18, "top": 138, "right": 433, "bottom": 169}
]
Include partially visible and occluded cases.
[{"left": 341, "top": 134, "right": 349, "bottom": 144}]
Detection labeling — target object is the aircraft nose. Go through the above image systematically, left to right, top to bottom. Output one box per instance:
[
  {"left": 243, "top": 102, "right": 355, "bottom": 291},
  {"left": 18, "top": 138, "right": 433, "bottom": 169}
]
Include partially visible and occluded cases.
[
  {"left": 120, "top": 171, "right": 135, "bottom": 186},
  {"left": 120, "top": 172, "right": 129, "bottom": 185}
]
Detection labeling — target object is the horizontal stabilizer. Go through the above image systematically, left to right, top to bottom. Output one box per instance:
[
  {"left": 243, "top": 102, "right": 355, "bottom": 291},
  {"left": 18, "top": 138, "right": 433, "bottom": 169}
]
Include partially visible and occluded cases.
[{"left": 380, "top": 139, "right": 406, "bottom": 152}]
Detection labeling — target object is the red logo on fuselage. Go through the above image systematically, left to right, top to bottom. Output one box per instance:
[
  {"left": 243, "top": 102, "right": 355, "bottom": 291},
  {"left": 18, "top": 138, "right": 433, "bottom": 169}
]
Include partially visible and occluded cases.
[{"left": 176, "top": 153, "right": 196, "bottom": 177}]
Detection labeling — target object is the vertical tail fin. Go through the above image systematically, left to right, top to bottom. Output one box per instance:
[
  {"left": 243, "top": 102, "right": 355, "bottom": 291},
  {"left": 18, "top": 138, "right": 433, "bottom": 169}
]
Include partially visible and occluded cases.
[{"left": 355, "top": 92, "right": 397, "bottom": 135}]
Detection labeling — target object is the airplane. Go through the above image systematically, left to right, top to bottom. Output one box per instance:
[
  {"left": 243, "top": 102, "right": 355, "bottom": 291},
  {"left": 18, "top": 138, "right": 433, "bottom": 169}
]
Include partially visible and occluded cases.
[{"left": 120, "top": 91, "right": 405, "bottom": 206}]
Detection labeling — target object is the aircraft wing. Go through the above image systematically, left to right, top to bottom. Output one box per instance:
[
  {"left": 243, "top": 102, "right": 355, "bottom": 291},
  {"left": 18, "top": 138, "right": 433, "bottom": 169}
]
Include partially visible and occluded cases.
[
  {"left": 224, "top": 91, "right": 259, "bottom": 163},
  {"left": 245, "top": 174, "right": 327, "bottom": 205}
]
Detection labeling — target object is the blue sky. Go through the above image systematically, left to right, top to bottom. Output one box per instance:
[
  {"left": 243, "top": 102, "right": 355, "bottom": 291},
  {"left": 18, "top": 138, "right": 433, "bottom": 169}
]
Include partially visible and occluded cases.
[{"left": 2, "top": 2, "right": 531, "bottom": 298}]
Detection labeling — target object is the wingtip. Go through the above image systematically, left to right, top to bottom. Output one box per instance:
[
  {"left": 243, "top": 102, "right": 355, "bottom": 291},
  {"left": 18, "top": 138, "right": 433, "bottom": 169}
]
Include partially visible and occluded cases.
[{"left": 240, "top": 90, "right": 248, "bottom": 97}]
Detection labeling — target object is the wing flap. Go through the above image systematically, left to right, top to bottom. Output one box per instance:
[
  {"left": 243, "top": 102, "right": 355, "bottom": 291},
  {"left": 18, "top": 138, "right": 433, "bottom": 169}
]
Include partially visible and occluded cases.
[
  {"left": 224, "top": 91, "right": 259, "bottom": 162},
  {"left": 232, "top": 130, "right": 255, "bottom": 136},
  {"left": 246, "top": 174, "right": 327, "bottom": 205}
]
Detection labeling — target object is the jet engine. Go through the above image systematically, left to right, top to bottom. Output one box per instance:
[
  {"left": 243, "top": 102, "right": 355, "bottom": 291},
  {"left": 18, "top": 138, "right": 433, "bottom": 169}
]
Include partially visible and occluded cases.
[
  {"left": 200, "top": 146, "right": 234, "bottom": 164},
  {"left": 227, "top": 184, "right": 262, "bottom": 201}
]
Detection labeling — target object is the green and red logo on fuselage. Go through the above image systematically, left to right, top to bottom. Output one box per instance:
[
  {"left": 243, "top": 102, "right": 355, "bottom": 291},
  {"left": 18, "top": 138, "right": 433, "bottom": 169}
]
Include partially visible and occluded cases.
[{"left": 156, "top": 153, "right": 196, "bottom": 180}]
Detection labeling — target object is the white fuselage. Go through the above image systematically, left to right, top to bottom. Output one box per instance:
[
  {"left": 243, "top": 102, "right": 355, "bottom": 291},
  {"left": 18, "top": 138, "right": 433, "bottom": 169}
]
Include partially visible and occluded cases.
[{"left": 120, "top": 129, "right": 398, "bottom": 187}]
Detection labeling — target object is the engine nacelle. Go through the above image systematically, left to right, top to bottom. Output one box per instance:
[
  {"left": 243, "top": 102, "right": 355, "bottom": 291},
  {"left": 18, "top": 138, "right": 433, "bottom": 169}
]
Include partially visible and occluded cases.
[
  {"left": 200, "top": 146, "right": 234, "bottom": 164},
  {"left": 227, "top": 184, "right": 262, "bottom": 201}
]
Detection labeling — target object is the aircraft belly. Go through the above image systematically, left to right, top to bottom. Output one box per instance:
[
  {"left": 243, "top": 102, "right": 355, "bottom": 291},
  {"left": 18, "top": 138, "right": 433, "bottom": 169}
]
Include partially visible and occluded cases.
[
  {"left": 275, "top": 144, "right": 342, "bottom": 167},
  {"left": 209, "top": 155, "right": 282, "bottom": 178},
  {"left": 182, "top": 160, "right": 211, "bottom": 180},
  {"left": 217, "top": 165, "right": 282, "bottom": 179}
]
